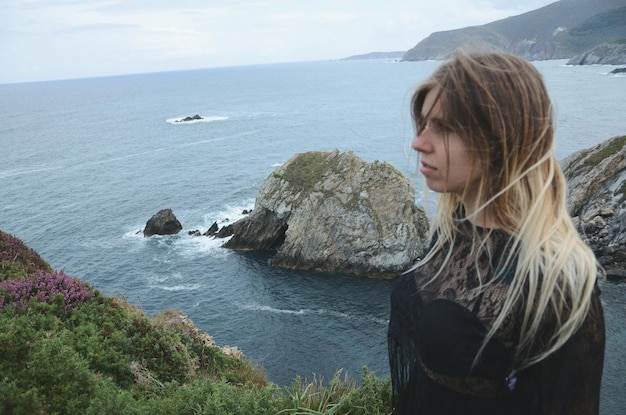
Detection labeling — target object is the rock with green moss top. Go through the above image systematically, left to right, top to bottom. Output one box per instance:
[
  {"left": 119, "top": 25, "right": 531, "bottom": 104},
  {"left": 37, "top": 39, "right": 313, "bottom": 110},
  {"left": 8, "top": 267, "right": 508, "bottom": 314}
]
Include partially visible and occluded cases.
[
  {"left": 561, "top": 135, "right": 626, "bottom": 280},
  {"left": 223, "top": 150, "right": 429, "bottom": 278}
]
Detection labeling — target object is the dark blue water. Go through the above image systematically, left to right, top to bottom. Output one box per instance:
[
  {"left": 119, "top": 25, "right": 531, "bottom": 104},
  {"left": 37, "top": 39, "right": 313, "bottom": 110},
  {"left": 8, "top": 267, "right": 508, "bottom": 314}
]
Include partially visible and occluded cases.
[{"left": 1, "top": 59, "right": 624, "bottom": 413}]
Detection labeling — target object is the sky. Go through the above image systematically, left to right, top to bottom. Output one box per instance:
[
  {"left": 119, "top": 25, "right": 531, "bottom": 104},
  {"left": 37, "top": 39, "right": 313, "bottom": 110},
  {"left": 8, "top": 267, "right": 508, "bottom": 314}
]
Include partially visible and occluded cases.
[{"left": 1, "top": 0, "right": 558, "bottom": 84}]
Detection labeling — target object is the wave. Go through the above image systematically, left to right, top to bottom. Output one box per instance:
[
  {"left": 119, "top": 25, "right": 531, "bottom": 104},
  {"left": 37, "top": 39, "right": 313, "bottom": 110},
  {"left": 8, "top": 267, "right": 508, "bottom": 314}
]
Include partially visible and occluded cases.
[
  {"left": 166, "top": 115, "right": 229, "bottom": 125},
  {"left": 0, "top": 165, "right": 63, "bottom": 180},
  {"left": 202, "top": 199, "right": 255, "bottom": 225},
  {"left": 122, "top": 229, "right": 150, "bottom": 240},
  {"left": 175, "top": 235, "right": 231, "bottom": 259},
  {"left": 145, "top": 271, "right": 202, "bottom": 292},
  {"left": 150, "top": 283, "right": 203, "bottom": 292},
  {"left": 239, "top": 302, "right": 388, "bottom": 325},
  {"left": 240, "top": 303, "right": 310, "bottom": 315}
]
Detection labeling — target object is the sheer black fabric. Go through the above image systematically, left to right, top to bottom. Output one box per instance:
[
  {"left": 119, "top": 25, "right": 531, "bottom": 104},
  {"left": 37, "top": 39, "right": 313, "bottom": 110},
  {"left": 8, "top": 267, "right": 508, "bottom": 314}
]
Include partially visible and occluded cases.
[{"left": 387, "top": 224, "right": 605, "bottom": 415}]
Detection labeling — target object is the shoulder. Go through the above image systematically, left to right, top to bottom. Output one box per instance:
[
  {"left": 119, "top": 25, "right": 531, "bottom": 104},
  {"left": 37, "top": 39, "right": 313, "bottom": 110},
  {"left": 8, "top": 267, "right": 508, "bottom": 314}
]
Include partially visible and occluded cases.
[
  {"left": 391, "top": 271, "right": 420, "bottom": 298},
  {"left": 579, "top": 283, "right": 605, "bottom": 347}
]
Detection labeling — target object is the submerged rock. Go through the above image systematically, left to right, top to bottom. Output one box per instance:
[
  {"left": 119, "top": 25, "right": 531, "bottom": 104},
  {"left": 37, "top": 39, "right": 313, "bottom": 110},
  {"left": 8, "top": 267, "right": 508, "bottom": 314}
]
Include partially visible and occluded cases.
[
  {"left": 176, "top": 114, "right": 203, "bottom": 123},
  {"left": 562, "top": 135, "right": 626, "bottom": 280},
  {"left": 223, "top": 150, "right": 429, "bottom": 278},
  {"left": 143, "top": 209, "right": 183, "bottom": 237}
]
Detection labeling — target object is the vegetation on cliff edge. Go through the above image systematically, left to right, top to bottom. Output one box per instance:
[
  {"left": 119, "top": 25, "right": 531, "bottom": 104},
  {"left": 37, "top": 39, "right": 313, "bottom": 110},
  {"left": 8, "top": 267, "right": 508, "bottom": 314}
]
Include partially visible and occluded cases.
[{"left": 0, "top": 231, "right": 392, "bottom": 414}]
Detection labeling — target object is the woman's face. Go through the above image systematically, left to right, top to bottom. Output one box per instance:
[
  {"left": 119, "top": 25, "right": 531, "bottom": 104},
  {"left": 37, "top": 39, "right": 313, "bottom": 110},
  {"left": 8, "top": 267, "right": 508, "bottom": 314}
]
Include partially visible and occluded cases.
[{"left": 412, "top": 88, "right": 482, "bottom": 197}]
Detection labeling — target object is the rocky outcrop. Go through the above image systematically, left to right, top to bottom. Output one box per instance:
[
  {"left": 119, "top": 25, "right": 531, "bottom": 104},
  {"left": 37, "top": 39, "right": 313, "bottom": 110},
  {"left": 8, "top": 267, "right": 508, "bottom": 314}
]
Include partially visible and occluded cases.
[
  {"left": 567, "top": 40, "right": 626, "bottom": 65},
  {"left": 175, "top": 114, "right": 203, "bottom": 123},
  {"left": 561, "top": 135, "right": 626, "bottom": 280},
  {"left": 223, "top": 150, "right": 430, "bottom": 278},
  {"left": 143, "top": 209, "right": 183, "bottom": 237},
  {"left": 154, "top": 309, "right": 244, "bottom": 359}
]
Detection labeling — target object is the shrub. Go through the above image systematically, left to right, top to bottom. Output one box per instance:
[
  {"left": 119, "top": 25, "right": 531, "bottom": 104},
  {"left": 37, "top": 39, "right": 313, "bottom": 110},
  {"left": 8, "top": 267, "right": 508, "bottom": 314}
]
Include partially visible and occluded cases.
[
  {"left": 0, "top": 231, "right": 51, "bottom": 280},
  {"left": 0, "top": 231, "right": 395, "bottom": 414},
  {"left": 0, "top": 271, "right": 93, "bottom": 313},
  {"left": 24, "top": 333, "right": 98, "bottom": 413},
  {"left": 0, "top": 379, "right": 44, "bottom": 415}
]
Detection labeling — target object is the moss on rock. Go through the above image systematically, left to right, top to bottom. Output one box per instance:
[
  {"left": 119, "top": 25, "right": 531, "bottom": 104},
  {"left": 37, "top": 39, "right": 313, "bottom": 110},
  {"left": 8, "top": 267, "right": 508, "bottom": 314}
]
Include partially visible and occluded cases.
[{"left": 584, "top": 135, "right": 626, "bottom": 167}]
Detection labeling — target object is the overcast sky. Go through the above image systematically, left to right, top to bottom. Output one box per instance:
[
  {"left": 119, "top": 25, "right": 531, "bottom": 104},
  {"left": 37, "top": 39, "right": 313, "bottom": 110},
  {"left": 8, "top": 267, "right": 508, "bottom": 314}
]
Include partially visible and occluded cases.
[{"left": 1, "top": 0, "right": 558, "bottom": 84}]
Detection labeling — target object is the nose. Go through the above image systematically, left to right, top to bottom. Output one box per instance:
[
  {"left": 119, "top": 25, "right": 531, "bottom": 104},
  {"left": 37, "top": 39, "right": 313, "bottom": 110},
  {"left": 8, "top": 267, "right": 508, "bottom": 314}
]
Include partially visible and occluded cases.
[{"left": 412, "top": 131, "right": 432, "bottom": 153}]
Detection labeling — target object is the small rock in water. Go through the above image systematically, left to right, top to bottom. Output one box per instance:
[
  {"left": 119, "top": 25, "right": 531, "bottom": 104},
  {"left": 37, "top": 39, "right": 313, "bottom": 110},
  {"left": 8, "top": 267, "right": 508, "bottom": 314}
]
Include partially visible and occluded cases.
[{"left": 143, "top": 208, "right": 183, "bottom": 237}]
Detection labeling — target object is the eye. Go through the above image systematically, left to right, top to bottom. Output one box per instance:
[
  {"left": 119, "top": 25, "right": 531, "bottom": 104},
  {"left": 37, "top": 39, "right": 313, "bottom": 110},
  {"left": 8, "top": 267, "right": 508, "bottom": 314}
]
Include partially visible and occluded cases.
[{"left": 424, "top": 119, "right": 451, "bottom": 135}]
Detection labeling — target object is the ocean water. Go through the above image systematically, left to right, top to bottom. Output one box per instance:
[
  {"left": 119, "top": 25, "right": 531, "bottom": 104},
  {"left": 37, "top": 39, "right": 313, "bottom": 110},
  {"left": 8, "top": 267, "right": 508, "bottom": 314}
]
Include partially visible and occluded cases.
[{"left": 1, "top": 59, "right": 625, "bottom": 413}]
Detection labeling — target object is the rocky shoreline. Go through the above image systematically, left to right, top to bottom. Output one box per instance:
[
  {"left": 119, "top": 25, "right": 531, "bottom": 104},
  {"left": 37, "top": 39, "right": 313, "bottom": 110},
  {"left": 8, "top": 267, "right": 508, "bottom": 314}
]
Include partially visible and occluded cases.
[
  {"left": 567, "top": 40, "right": 626, "bottom": 66},
  {"left": 562, "top": 135, "right": 626, "bottom": 281},
  {"left": 143, "top": 136, "right": 626, "bottom": 281}
]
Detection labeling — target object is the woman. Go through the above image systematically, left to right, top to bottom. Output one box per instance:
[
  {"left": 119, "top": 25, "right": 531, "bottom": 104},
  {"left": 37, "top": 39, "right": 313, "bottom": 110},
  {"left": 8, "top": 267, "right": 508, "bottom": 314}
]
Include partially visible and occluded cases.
[{"left": 387, "top": 51, "right": 605, "bottom": 414}]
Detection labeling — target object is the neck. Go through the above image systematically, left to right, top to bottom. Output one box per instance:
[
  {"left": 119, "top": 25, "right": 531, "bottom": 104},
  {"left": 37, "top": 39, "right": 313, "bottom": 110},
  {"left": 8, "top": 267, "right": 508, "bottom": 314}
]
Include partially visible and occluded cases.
[{"left": 462, "top": 200, "right": 499, "bottom": 229}]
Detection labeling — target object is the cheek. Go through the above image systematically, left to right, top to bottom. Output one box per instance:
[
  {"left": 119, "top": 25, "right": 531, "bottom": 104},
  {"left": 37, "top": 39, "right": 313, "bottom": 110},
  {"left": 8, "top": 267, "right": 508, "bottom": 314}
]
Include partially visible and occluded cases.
[{"left": 452, "top": 150, "right": 482, "bottom": 185}]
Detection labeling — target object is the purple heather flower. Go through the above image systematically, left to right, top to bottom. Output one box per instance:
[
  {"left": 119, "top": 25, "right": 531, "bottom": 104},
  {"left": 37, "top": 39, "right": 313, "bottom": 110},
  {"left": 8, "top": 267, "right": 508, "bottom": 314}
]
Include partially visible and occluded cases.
[{"left": 0, "top": 271, "right": 93, "bottom": 313}]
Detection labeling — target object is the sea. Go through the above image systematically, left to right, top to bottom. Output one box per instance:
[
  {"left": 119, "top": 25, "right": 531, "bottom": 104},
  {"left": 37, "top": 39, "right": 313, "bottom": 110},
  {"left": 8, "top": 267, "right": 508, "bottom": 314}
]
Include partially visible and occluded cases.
[{"left": 0, "top": 59, "right": 625, "bottom": 413}]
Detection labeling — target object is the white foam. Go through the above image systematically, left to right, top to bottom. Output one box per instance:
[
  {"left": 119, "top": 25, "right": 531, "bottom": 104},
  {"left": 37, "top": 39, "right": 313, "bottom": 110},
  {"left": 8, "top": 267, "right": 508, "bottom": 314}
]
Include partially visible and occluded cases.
[
  {"left": 166, "top": 115, "right": 229, "bottom": 125},
  {"left": 0, "top": 165, "right": 63, "bottom": 179},
  {"left": 121, "top": 199, "right": 254, "bottom": 261},
  {"left": 203, "top": 200, "right": 255, "bottom": 225},
  {"left": 123, "top": 228, "right": 146, "bottom": 240},
  {"left": 175, "top": 234, "right": 231, "bottom": 258},
  {"left": 146, "top": 271, "right": 201, "bottom": 291},
  {"left": 151, "top": 283, "right": 203, "bottom": 292},
  {"left": 238, "top": 303, "right": 388, "bottom": 325},
  {"left": 239, "top": 303, "right": 310, "bottom": 315}
]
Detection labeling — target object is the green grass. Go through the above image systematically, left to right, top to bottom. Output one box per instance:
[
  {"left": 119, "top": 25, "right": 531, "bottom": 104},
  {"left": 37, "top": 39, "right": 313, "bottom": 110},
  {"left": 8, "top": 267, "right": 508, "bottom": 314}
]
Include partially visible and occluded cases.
[
  {"left": 583, "top": 135, "right": 626, "bottom": 167},
  {"left": 272, "top": 152, "right": 341, "bottom": 193},
  {"left": 0, "top": 230, "right": 392, "bottom": 414}
]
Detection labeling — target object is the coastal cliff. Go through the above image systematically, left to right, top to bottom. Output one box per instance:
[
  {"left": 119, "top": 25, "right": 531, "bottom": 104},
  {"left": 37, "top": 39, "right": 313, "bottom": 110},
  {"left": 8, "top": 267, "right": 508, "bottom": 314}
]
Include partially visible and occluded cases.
[
  {"left": 401, "top": 0, "right": 626, "bottom": 63},
  {"left": 567, "top": 39, "right": 626, "bottom": 65}
]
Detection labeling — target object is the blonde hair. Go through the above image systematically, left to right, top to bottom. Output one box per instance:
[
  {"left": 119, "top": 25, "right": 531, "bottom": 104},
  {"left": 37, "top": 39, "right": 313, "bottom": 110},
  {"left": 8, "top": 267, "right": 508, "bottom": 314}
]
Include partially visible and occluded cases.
[{"left": 412, "top": 51, "right": 599, "bottom": 368}]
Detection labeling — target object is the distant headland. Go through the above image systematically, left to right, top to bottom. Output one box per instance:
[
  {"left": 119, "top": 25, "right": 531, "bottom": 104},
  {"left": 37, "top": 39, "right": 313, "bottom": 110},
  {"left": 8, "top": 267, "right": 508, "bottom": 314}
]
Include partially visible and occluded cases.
[{"left": 346, "top": 0, "right": 626, "bottom": 65}]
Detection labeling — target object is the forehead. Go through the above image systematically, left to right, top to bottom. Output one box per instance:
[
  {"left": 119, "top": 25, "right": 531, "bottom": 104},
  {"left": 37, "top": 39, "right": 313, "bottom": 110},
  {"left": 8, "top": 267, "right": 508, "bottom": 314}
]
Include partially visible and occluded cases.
[{"left": 421, "top": 87, "right": 443, "bottom": 118}]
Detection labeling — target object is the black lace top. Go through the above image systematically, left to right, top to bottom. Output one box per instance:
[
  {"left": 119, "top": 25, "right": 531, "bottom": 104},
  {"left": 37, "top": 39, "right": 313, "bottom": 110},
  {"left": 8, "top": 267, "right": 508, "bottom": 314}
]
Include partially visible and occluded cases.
[{"left": 387, "top": 224, "right": 605, "bottom": 415}]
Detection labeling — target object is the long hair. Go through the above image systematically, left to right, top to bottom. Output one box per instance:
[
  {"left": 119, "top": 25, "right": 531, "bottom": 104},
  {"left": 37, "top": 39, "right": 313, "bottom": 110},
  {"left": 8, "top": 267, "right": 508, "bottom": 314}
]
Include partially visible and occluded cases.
[{"left": 412, "top": 51, "right": 599, "bottom": 367}]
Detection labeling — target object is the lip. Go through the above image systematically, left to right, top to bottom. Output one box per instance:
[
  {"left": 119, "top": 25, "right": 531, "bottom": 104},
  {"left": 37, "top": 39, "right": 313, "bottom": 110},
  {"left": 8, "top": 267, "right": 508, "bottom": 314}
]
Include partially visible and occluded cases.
[{"left": 420, "top": 162, "right": 437, "bottom": 175}]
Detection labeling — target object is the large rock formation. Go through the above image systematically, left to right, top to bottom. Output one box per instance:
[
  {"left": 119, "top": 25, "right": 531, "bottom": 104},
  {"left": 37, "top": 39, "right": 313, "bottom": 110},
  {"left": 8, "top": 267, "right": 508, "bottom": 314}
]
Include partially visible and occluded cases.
[
  {"left": 567, "top": 40, "right": 626, "bottom": 65},
  {"left": 561, "top": 135, "right": 626, "bottom": 280},
  {"left": 223, "top": 150, "right": 430, "bottom": 278},
  {"left": 143, "top": 209, "right": 183, "bottom": 237}
]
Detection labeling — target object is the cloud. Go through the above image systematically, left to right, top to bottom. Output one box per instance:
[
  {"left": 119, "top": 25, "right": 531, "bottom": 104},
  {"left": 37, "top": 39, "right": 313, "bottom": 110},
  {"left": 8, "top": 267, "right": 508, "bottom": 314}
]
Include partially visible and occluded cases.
[{"left": 0, "top": 0, "right": 558, "bottom": 83}]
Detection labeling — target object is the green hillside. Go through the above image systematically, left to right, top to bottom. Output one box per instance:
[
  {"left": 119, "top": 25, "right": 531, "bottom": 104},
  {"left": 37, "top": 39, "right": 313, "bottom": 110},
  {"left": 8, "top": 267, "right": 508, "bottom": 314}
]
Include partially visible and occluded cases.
[
  {"left": 403, "top": 0, "right": 626, "bottom": 61},
  {"left": 555, "top": 6, "right": 626, "bottom": 54},
  {"left": 0, "top": 230, "right": 391, "bottom": 414}
]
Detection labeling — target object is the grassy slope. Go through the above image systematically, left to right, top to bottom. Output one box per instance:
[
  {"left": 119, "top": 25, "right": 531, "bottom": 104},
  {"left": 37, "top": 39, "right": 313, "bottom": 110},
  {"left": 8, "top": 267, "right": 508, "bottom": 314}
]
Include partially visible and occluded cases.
[{"left": 0, "top": 231, "right": 391, "bottom": 415}]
